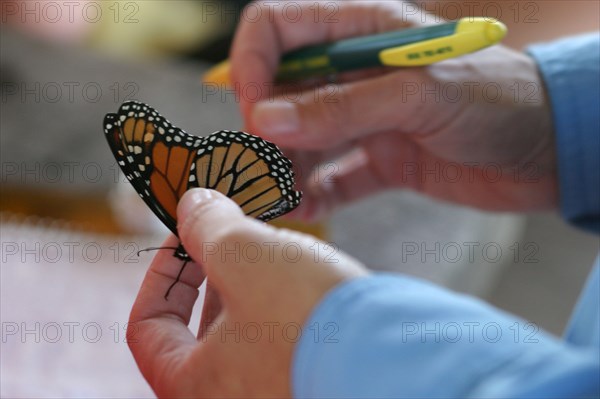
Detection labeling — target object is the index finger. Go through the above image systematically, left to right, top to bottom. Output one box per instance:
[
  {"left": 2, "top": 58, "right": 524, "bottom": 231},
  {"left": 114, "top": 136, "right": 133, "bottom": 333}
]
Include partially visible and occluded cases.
[
  {"left": 230, "top": 1, "right": 417, "bottom": 119},
  {"left": 128, "top": 235, "right": 206, "bottom": 391}
]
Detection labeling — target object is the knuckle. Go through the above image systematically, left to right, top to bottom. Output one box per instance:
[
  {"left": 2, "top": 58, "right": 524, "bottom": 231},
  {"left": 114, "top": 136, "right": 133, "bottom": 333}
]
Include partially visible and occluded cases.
[{"left": 211, "top": 225, "right": 255, "bottom": 248}]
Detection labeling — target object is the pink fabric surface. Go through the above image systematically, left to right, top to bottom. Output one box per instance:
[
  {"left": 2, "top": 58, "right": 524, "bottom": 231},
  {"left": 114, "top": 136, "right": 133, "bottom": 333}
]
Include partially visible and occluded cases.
[{"left": 1, "top": 216, "right": 201, "bottom": 398}]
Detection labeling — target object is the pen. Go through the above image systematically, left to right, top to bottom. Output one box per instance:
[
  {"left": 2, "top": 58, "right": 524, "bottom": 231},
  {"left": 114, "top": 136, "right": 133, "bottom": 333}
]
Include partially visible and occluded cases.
[{"left": 203, "top": 17, "right": 507, "bottom": 85}]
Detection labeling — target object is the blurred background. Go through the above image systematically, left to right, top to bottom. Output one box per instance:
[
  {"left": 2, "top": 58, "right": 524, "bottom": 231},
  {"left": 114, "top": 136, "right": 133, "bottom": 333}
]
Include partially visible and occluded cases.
[{"left": 1, "top": 1, "right": 599, "bottom": 397}]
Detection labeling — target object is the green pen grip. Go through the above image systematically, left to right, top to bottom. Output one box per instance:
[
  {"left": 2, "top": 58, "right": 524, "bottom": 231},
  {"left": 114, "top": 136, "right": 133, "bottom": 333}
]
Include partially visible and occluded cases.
[{"left": 275, "top": 22, "right": 458, "bottom": 82}]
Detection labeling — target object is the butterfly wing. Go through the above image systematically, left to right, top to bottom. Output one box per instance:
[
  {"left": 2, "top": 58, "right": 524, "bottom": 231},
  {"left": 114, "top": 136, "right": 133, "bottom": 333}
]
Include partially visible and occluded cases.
[
  {"left": 104, "top": 101, "right": 200, "bottom": 236},
  {"left": 189, "top": 130, "right": 302, "bottom": 221}
]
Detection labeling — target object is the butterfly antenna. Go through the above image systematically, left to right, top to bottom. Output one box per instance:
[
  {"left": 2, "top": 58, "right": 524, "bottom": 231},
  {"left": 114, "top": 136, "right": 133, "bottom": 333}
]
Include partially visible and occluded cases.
[
  {"left": 137, "top": 246, "right": 179, "bottom": 257},
  {"left": 164, "top": 260, "right": 189, "bottom": 300}
]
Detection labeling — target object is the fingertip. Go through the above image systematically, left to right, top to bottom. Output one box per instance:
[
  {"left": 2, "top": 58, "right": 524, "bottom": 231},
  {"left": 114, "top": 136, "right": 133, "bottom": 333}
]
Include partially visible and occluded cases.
[
  {"left": 251, "top": 101, "right": 300, "bottom": 138},
  {"left": 176, "top": 188, "right": 247, "bottom": 260},
  {"left": 177, "top": 188, "right": 218, "bottom": 222},
  {"left": 177, "top": 188, "right": 243, "bottom": 234}
]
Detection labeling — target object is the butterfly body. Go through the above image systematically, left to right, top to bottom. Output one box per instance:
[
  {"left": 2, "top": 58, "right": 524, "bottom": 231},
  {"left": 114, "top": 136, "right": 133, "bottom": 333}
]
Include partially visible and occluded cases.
[{"left": 104, "top": 101, "right": 302, "bottom": 296}]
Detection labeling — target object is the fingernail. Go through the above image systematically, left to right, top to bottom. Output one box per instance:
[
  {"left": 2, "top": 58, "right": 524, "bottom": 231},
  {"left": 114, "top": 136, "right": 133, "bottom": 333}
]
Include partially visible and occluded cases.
[
  {"left": 252, "top": 101, "right": 299, "bottom": 136},
  {"left": 178, "top": 188, "right": 214, "bottom": 220}
]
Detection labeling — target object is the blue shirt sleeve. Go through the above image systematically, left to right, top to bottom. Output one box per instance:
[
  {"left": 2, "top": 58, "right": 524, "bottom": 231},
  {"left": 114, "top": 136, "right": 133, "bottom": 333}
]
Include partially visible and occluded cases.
[
  {"left": 528, "top": 33, "right": 600, "bottom": 233},
  {"left": 292, "top": 34, "right": 600, "bottom": 399},
  {"left": 293, "top": 275, "right": 599, "bottom": 398}
]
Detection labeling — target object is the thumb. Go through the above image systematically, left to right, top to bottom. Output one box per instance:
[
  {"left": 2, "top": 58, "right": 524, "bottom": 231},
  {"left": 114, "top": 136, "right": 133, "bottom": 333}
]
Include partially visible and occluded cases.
[
  {"left": 250, "top": 69, "right": 433, "bottom": 150},
  {"left": 176, "top": 188, "right": 272, "bottom": 293},
  {"left": 176, "top": 188, "right": 367, "bottom": 308},
  {"left": 177, "top": 188, "right": 367, "bottom": 325}
]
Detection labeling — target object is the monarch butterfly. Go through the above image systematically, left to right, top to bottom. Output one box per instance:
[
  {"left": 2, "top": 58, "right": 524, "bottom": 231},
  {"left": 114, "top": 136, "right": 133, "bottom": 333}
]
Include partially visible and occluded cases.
[{"left": 104, "top": 100, "right": 302, "bottom": 298}]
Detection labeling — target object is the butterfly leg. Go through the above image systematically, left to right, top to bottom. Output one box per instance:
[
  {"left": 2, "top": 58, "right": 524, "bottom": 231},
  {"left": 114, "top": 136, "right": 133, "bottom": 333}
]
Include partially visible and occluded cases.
[{"left": 164, "top": 259, "right": 189, "bottom": 300}]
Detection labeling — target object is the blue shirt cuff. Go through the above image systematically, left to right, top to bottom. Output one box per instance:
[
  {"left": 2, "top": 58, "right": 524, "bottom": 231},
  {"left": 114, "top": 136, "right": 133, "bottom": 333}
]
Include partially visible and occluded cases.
[{"left": 528, "top": 34, "right": 600, "bottom": 233}]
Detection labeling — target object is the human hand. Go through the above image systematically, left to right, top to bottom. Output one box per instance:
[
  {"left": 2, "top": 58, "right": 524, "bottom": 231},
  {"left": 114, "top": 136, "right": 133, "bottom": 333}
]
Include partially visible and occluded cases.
[
  {"left": 230, "top": 1, "right": 557, "bottom": 220},
  {"left": 127, "top": 188, "right": 367, "bottom": 397}
]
